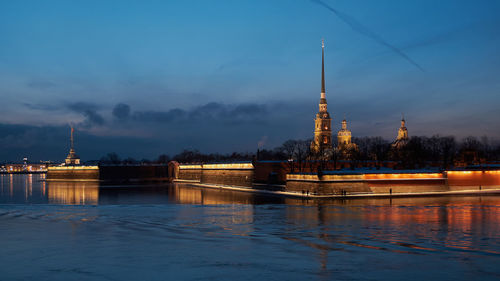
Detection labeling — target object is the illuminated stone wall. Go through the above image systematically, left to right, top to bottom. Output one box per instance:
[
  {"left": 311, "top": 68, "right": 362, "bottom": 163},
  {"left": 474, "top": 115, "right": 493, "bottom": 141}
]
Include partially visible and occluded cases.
[
  {"left": 176, "top": 163, "right": 254, "bottom": 187},
  {"left": 99, "top": 165, "right": 169, "bottom": 182},
  {"left": 46, "top": 166, "right": 99, "bottom": 181},
  {"left": 178, "top": 168, "right": 202, "bottom": 182},
  {"left": 201, "top": 169, "right": 254, "bottom": 187},
  {"left": 447, "top": 170, "right": 500, "bottom": 190},
  {"left": 286, "top": 172, "right": 450, "bottom": 195},
  {"left": 286, "top": 174, "right": 371, "bottom": 195}
]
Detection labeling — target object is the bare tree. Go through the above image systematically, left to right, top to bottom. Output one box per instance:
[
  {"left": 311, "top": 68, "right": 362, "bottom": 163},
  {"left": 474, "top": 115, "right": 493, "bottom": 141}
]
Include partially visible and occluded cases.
[
  {"left": 279, "top": 139, "right": 298, "bottom": 173},
  {"left": 295, "top": 139, "right": 311, "bottom": 173}
]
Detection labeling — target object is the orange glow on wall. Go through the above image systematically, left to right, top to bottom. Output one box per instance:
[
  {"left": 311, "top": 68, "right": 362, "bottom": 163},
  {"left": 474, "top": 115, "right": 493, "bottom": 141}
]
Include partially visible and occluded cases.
[{"left": 364, "top": 173, "right": 443, "bottom": 180}]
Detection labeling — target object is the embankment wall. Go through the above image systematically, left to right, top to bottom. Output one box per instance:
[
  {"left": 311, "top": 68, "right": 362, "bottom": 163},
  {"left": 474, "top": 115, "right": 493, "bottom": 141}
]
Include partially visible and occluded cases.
[
  {"left": 175, "top": 163, "right": 254, "bottom": 188},
  {"left": 46, "top": 166, "right": 99, "bottom": 181}
]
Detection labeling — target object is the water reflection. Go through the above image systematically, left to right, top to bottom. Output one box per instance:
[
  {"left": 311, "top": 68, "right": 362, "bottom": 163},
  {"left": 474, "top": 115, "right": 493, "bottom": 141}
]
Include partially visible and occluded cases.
[
  {"left": 1, "top": 175, "right": 499, "bottom": 280},
  {"left": 47, "top": 182, "right": 99, "bottom": 205},
  {"left": 170, "top": 184, "right": 280, "bottom": 205}
]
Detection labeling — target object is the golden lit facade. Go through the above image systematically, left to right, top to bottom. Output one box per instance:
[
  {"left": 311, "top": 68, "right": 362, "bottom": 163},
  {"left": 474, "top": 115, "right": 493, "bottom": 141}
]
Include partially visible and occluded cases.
[
  {"left": 311, "top": 40, "right": 333, "bottom": 153},
  {"left": 393, "top": 117, "right": 409, "bottom": 149},
  {"left": 337, "top": 119, "right": 357, "bottom": 150}
]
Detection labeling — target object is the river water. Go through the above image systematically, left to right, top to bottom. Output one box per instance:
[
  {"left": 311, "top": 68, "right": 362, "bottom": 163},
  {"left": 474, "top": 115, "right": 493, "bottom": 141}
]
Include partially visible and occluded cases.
[{"left": 1, "top": 174, "right": 499, "bottom": 280}]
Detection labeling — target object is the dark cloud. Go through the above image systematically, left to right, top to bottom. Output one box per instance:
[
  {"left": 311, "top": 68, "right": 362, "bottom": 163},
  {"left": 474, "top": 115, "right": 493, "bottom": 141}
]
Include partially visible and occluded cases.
[
  {"left": 2, "top": 97, "right": 499, "bottom": 162},
  {"left": 23, "top": 102, "right": 105, "bottom": 128},
  {"left": 67, "top": 102, "right": 105, "bottom": 128},
  {"left": 114, "top": 102, "right": 268, "bottom": 125},
  {"left": 188, "top": 102, "right": 268, "bottom": 124},
  {"left": 23, "top": 103, "right": 60, "bottom": 111},
  {"left": 112, "top": 103, "right": 131, "bottom": 120},
  {"left": 233, "top": 104, "right": 267, "bottom": 119},
  {"left": 132, "top": 108, "right": 186, "bottom": 122},
  {"left": 0, "top": 123, "right": 164, "bottom": 162},
  {"left": 0, "top": 123, "right": 69, "bottom": 161}
]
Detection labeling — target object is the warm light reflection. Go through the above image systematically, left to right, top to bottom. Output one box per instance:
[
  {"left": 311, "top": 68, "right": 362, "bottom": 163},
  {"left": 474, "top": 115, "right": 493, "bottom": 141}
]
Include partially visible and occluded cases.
[
  {"left": 47, "top": 181, "right": 99, "bottom": 205},
  {"left": 172, "top": 183, "right": 254, "bottom": 205},
  {"left": 172, "top": 183, "right": 254, "bottom": 236},
  {"left": 282, "top": 196, "right": 500, "bottom": 261}
]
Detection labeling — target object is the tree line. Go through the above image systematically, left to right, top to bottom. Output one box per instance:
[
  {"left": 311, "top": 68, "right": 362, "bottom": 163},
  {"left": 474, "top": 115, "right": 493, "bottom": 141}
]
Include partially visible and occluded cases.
[{"left": 97, "top": 135, "right": 500, "bottom": 169}]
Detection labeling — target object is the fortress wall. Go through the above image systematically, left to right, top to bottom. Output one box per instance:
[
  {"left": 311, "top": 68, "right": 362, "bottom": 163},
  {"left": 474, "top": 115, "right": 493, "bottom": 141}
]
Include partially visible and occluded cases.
[
  {"left": 253, "top": 161, "right": 288, "bottom": 184},
  {"left": 175, "top": 163, "right": 254, "bottom": 187},
  {"left": 47, "top": 165, "right": 171, "bottom": 182},
  {"left": 99, "top": 165, "right": 169, "bottom": 182},
  {"left": 46, "top": 166, "right": 99, "bottom": 181},
  {"left": 178, "top": 168, "right": 202, "bottom": 182},
  {"left": 201, "top": 169, "right": 254, "bottom": 188},
  {"left": 447, "top": 171, "right": 500, "bottom": 190},
  {"left": 286, "top": 173, "right": 449, "bottom": 195},
  {"left": 286, "top": 174, "right": 371, "bottom": 195},
  {"left": 367, "top": 180, "right": 448, "bottom": 193}
]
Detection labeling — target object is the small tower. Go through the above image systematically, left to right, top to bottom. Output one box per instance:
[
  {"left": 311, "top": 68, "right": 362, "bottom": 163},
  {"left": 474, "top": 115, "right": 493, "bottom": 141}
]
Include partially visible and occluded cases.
[
  {"left": 311, "top": 39, "right": 333, "bottom": 154},
  {"left": 393, "top": 115, "right": 409, "bottom": 148},
  {"left": 337, "top": 118, "right": 352, "bottom": 148},
  {"left": 337, "top": 118, "right": 358, "bottom": 158},
  {"left": 65, "top": 126, "right": 81, "bottom": 165}
]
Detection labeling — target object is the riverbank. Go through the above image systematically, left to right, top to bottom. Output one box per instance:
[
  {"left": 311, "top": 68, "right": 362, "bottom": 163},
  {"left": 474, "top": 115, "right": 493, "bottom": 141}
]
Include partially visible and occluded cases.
[{"left": 184, "top": 182, "right": 500, "bottom": 199}]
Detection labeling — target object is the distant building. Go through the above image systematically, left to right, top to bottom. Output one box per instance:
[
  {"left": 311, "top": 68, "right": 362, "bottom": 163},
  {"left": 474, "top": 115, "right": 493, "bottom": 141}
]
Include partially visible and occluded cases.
[
  {"left": 311, "top": 40, "right": 333, "bottom": 154},
  {"left": 393, "top": 116, "right": 409, "bottom": 148},
  {"left": 337, "top": 118, "right": 357, "bottom": 153},
  {"left": 65, "top": 127, "right": 81, "bottom": 165},
  {"left": 1, "top": 163, "right": 47, "bottom": 173}
]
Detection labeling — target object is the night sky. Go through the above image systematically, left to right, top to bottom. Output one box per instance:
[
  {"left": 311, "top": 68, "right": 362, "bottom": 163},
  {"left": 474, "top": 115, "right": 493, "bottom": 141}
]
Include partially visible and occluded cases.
[{"left": 1, "top": 0, "right": 499, "bottom": 162}]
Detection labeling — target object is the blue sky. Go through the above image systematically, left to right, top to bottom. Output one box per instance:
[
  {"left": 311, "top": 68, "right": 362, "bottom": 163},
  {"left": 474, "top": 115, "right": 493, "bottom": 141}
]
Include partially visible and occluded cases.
[{"left": 0, "top": 0, "right": 499, "bottom": 161}]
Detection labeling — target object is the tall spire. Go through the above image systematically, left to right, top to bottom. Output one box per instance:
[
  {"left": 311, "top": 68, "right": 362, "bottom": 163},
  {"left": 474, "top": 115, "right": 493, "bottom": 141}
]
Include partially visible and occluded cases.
[
  {"left": 321, "top": 39, "right": 325, "bottom": 96},
  {"left": 65, "top": 125, "right": 81, "bottom": 165},
  {"left": 70, "top": 126, "right": 74, "bottom": 150}
]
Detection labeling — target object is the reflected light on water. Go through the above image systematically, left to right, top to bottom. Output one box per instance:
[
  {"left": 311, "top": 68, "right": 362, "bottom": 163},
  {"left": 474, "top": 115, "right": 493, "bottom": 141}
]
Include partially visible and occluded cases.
[
  {"left": 0, "top": 175, "right": 500, "bottom": 280},
  {"left": 47, "top": 182, "right": 99, "bottom": 205}
]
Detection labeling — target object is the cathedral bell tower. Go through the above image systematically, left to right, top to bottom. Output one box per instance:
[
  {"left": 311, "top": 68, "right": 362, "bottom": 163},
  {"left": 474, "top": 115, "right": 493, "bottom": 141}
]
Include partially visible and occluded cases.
[
  {"left": 311, "top": 40, "right": 333, "bottom": 153},
  {"left": 393, "top": 114, "right": 409, "bottom": 149}
]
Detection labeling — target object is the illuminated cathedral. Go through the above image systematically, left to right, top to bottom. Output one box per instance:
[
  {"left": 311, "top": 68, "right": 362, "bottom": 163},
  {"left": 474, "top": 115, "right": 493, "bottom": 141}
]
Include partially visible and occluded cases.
[
  {"left": 310, "top": 40, "right": 333, "bottom": 154},
  {"left": 310, "top": 40, "right": 408, "bottom": 156}
]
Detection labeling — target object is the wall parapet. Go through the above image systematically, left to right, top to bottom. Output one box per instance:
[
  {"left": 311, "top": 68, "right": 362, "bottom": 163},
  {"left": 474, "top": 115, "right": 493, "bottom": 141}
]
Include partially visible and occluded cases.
[
  {"left": 179, "top": 163, "right": 254, "bottom": 170},
  {"left": 48, "top": 166, "right": 99, "bottom": 171}
]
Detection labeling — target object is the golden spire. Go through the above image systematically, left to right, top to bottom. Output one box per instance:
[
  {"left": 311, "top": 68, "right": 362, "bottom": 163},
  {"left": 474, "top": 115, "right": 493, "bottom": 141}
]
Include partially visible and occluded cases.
[
  {"left": 321, "top": 39, "right": 325, "bottom": 96},
  {"left": 70, "top": 126, "right": 74, "bottom": 150}
]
